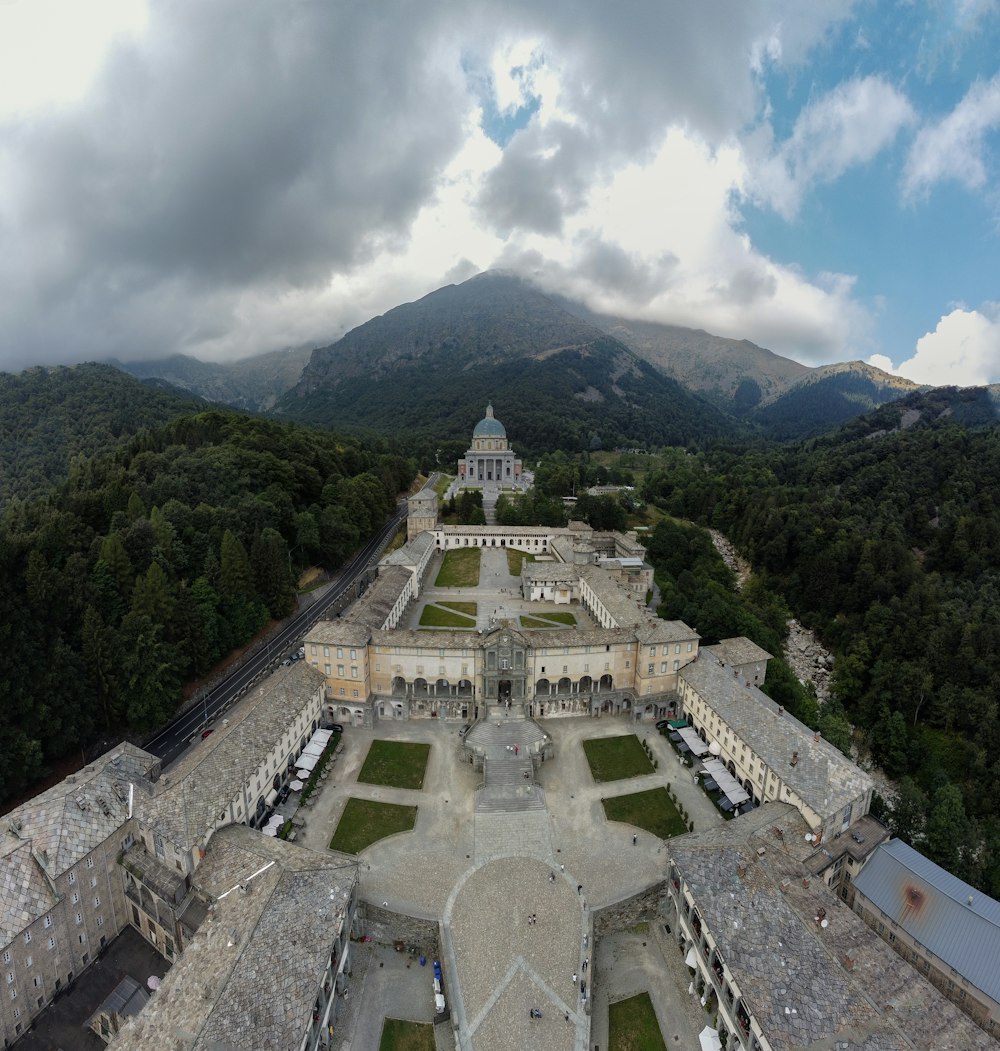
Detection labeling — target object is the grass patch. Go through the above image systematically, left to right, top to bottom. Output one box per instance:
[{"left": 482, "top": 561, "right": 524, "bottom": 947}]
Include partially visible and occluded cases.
[
  {"left": 432, "top": 474, "right": 453, "bottom": 497},
  {"left": 434, "top": 548, "right": 481, "bottom": 587},
  {"left": 506, "top": 548, "right": 536, "bottom": 574},
  {"left": 440, "top": 600, "right": 477, "bottom": 615},
  {"left": 419, "top": 605, "right": 476, "bottom": 627},
  {"left": 535, "top": 610, "right": 576, "bottom": 625},
  {"left": 520, "top": 615, "right": 555, "bottom": 628},
  {"left": 583, "top": 735, "right": 654, "bottom": 782},
  {"left": 358, "top": 740, "right": 430, "bottom": 790},
  {"left": 602, "top": 788, "right": 688, "bottom": 839},
  {"left": 329, "top": 798, "right": 418, "bottom": 854},
  {"left": 608, "top": 992, "right": 667, "bottom": 1051},
  {"left": 379, "top": 1018, "right": 436, "bottom": 1051}
]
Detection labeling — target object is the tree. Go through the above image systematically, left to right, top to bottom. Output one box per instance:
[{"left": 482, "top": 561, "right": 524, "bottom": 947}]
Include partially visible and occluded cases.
[
  {"left": 252, "top": 528, "right": 294, "bottom": 619},
  {"left": 219, "top": 531, "right": 253, "bottom": 603},
  {"left": 81, "top": 606, "right": 122, "bottom": 729},
  {"left": 925, "top": 783, "right": 976, "bottom": 881}
]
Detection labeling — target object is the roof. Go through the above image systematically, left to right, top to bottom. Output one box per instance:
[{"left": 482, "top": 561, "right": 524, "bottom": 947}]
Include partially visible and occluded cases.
[
  {"left": 472, "top": 403, "right": 506, "bottom": 438},
  {"left": 381, "top": 530, "right": 435, "bottom": 570},
  {"left": 339, "top": 564, "right": 413, "bottom": 630},
  {"left": 706, "top": 636, "right": 774, "bottom": 666},
  {"left": 679, "top": 651, "right": 871, "bottom": 823},
  {"left": 134, "top": 663, "right": 325, "bottom": 853},
  {"left": 3, "top": 742, "right": 157, "bottom": 879},
  {"left": 668, "top": 804, "right": 993, "bottom": 1051},
  {"left": 110, "top": 826, "right": 357, "bottom": 1051},
  {"left": 852, "top": 838, "right": 1000, "bottom": 1007},
  {"left": 0, "top": 840, "right": 58, "bottom": 946},
  {"left": 88, "top": 975, "right": 149, "bottom": 1026}
]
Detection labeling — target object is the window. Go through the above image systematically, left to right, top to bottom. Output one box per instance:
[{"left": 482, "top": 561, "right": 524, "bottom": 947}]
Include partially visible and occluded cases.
[
  {"left": 687, "top": 642, "right": 693, "bottom": 652},
  {"left": 311, "top": 644, "right": 317, "bottom": 655},
  {"left": 675, "top": 644, "right": 681, "bottom": 654},
  {"left": 323, "top": 646, "right": 330, "bottom": 657},
  {"left": 649, "top": 646, "right": 656, "bottom": 656},
  {"left": 336, "top": 647, "right": 343, "bottom": 659},
  {"left": 351, "top": 649, "right": 357, "bottom": 660},
  {"left": 625, "top": 660, "right": 630, "bottom": 669},
  {"left": 673, "top": 660, "right": 680, "bottom": 671},
  {"left": 660, "top": 662, "right": 668, "bottom": 673},
  {"left": 325, "top": 664, "right": 331, "bottom": 675},
  {"left": 647, "top": 664, "right": 654, "bottom": 675},
  {"left": 351, "top": 667, "right": 358, "bottom": 678},
  {"left": 339, "top": 688, "right": 345, "bottom": 696},
  {"left": 352, "top": 690, "right": 359, "bottom": 698},
  {"left": 86, "top": 857, "right": 95, "bottom": 869},
  {"left": 67, "top": 871, "right": 75, "bottom": 885},
  {"left": 90, "top": 877, "right": 97, "bottom": 888},
  {"left": 71, "top": 892, "right": 79, "bottom": 905},
  {"left": 94, "top": 896, "right": 100, "bottom": 908},
  {"left": 75, "top": 913, "right": 82, "bottom": 925},
  {"left": 43, "top": 916, "right": 52, "bottom": 929},
  {"left": 96, "top": 916, "right": 104, "bottom": 928},
  {"left": 23, "top": 932, "right": 30, "bottom": 944},
  {"left": 48, "top": 938, "right": 55, "bottom": 951},
  {"left": 2, "top": 951, "right": 9, "bottom": 964},
  {"left": 6, "top": 972, "right": 13, "bottom": 985},
  {"left": 32, "top": 976, "right": 40, "bottom": 988},
  {"left": 10, "top": 987, "right": 16, "bottom": 1000}
]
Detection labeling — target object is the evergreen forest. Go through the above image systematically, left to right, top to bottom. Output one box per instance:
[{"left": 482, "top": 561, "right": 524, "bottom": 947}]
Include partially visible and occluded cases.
[{"left": 0, "top": 410, "right": 413, "bottom": 805}]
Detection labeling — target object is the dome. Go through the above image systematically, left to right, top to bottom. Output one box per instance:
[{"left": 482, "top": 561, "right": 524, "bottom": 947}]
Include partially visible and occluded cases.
[{"left": 472, "top": 403, "right": 506, "bottom": 439}]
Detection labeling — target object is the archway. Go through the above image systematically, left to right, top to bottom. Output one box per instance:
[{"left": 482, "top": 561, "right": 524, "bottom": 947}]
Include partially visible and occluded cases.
[
  {"left": 599, "top": 673, "right": 613, "bottom": 691},
  {"left": 579, "top": 675, "right": 593, "bottom": 693},
  {"left": 391, "top": 676, "right": 406, "bottom": 695},
  {"left": 556, "top": 676, "right": 572, "bottom": 695},
  {"left": 412, "top": 677, "right": 429, "bottom": 698},
  {"left": 535, "top": 677, "right": 550, "bottom": 695},
  {"left": 435, "top": 678, "right": 450, "bottom": 695},
  {"left": 456, "top": 679, "right": 473, "bottom": 697},
  {"left": 497, "top": 679, "right": 512, "bottom": 701},
  {"left": 727, "top": 760, "right": 736, "bottom": 777}
]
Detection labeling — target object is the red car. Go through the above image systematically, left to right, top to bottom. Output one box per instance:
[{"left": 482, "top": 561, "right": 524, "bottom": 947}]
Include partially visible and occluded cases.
[{"left": 201, "top": 728, "right": 214, "bottom": 739}]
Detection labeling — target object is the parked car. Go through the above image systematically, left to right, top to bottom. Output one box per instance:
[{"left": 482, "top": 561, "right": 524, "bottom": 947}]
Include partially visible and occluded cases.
[
  {"left": 297, "top": 646, "right": 305, "bottom": 658},
  {"left": 281, "top": 658, "right": 292, "bottom": 667},
  {"left": 655, "top": 719, "right": 671, "bottom": 730},
  {"left": 329, "top": 723, "right": 344, "bottom": 733},
  {"left": 458, "top": 724, "right": 472, "bottom": 738},
  {"left": 201, "top": 728, "right": 214, "bottom": 740}
]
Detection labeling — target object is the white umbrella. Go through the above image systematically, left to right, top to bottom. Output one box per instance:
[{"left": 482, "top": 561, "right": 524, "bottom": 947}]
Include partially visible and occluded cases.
[
  {"left": 297, "top": 770, "right": 310, "bottom": 781},
  {"left": 289, "top": 779, "right": 304, "bottom": 791},
  {"left": 263, "top": 825, "right": 279, "bottom": 836},
  {"left": 147, "top": 975, "right": 161, "bottom": 991},
  {"left": 699, "top": 1026, "right": 722, "bottom": 1051}
]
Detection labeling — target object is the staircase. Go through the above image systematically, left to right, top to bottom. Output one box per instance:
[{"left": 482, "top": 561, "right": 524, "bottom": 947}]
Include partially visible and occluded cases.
[{"left": 471, "top": 716, "right": 547, "bottom": 814}]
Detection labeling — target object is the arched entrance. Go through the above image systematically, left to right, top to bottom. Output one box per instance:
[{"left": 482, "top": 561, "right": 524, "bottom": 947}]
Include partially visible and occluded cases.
[
  {"left": 599, "top": 674, "right": 613, "bottom": 690},
  {"left": 579, "top": 675, "right": 593, "bottom": 693},
  {"left": 391, "top": 676, "right": 406, "bottom": 695},
  {"left": 536, "top": 677, "right": 550, "bottom": 695},
  {"left": 497, "top": 679, "right": 512, "bottom": 701}
]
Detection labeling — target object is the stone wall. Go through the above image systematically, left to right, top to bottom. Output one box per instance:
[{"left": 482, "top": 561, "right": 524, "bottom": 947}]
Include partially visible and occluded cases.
[
  {"left": 592, "top": 881, "right": 668, "bottom": 937},
  {"left": 359, "top": 902, "right": 441, "bottom": 957}
]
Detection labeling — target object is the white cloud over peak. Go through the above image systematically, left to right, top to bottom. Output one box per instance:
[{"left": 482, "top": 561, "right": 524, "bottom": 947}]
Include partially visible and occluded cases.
[
  {"left": 903, "top": 73, "right": 1000, "bottom": 199},
  {"left": 752, "top": 76, "right": 915, "bottom": 219},
  {"left": 890, "top": 307, "right": 1000, "bottom": 385}
]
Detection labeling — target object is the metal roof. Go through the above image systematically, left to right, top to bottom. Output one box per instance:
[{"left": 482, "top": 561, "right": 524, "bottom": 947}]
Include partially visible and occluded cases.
[
  {"left": 472, "top": 403, "right": 506, "bottom": 438},
  {"left": 852, "top": 838, "right": 1000, "bottom": 1006}
]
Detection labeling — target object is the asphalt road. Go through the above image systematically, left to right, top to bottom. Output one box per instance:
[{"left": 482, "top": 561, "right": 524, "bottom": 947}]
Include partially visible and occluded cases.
[{"left": 144, "top": 497, "right": 411, "bottom": 769}]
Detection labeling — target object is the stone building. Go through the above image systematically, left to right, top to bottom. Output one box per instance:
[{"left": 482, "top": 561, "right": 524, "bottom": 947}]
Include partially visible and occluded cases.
[
  {"left": 456, "top": 403, "right": 522, "bottom": 485},
  {"left": 0, "top": 743, "right": 158, "bottom": 1046},
  {"left": 665, "top": 804, "right": 992, "bottom": 1051},
  {"left": 849, "top": 837, "right": 1000, "bottom": 1037}
]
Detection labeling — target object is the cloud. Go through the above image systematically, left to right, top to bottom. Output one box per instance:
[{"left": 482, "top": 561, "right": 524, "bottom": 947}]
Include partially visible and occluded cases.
[
  {"left": 0, "top": 0, "right": 871, "bottom": 371},
  {"left": 903, "top": 74, "right": 1000, "bottom": 200},
  {"left": 751, "top": 76, "right": 915, "bottom": 219},
  {"left": 888, "top": 306, "right": 1000, "bottom": 385}
]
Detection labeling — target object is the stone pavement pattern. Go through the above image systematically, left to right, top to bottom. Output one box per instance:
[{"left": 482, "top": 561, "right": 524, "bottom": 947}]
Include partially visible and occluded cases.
[{"left": 297, "top": 712, "right": 718, "bottom": 1051}]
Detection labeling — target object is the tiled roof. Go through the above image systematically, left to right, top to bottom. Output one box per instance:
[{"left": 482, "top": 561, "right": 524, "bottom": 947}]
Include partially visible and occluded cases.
[
  {"left": 380, "top": 530, "right": 435, "bottom": 569},
  {"left": 522, "top": 562, "right": 578, "bottom": 583},
  {"left": 340, "top": 565, "right": 413, "bottom": 630},
  {"left": 706, "top": 636, "right": 773, "bottom": 665},
  {"left": 679, "top": 650, "right": 871, "bottom": 821},
  {"left": 135, "top": 663, "right": 324, "bottom": 852},
  {"left": 4, "top": 742, "right": 156, "bottom": 877},
  {"left": 669, "top": 804, "right": 993, "bottom": 1051},
  {"left": 112, "top": 826, "right": 356, "bottom": 1051},
  {"left": 852, "top": 838, "right": 1000, "bottom": 1006},
  {"left": 0, "top": 840, "right": 57, "bottom": 946}
]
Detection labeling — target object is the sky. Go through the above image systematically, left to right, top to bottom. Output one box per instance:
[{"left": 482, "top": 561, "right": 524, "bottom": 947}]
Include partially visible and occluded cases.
[{"left": 1, "top": 1, "right": 1000, "bottom": 385}]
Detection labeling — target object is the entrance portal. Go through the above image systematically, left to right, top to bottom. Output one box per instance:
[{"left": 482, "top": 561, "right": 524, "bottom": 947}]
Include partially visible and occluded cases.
[{"left": 498, "top": 679, "right": 512, "bottom": 702}]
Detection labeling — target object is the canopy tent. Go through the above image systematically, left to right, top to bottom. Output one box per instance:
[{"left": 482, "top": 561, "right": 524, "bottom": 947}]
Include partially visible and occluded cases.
[
  {"left": 667, "top": 718, "right": 689, "bottom": 729},
  {"left": 677, "top": 727, "right": 710, "bottom": 757},
  {"left": 312, "top": 729, "right": 333, "bottom": 744},
  {"left": 302, "top": 743, "right": 325, "bottom": 758},
  {"left": 296, "top": 753, "right": 319, "bottom": 772},
  {"left": 702, "top": 758, "right": 750, "bottom": 805},
  {"left": 296, "top": 770, "right": 311, "bottom": 782},
  {"left": 289, "top": 779, "right": 304, "bottom": 791},
  {"left": 264, "top": 788, "right": 279, "bottom": 806},
  {"left": 685, "top": 946, "right": 698, "bottom": 968},
  {"left": 699, "top": 1026, "right": 722, "bottom": 1051}
]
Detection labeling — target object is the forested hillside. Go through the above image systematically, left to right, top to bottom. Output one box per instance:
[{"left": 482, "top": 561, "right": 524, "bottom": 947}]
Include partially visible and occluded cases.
[
  {"left": 0, "top": 363, "right": 202, "bottom": 505},
  {"left": 0, "top": 411, "right": 413, "bottom": 806},
  {"left": 641, "top": 423, "right": 1000, "bottom": 895}
]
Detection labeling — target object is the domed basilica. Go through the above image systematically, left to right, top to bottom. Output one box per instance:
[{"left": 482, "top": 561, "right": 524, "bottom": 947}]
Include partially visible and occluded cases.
[{"left": 457, "top": 403, "right": 522, "bottom": 485}]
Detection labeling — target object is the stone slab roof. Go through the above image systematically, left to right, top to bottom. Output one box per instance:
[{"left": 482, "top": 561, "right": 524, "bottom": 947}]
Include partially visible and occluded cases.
[
  {"left": 380, "top": 530, "right": 435, "bottom": 570},
  {"left": 522, "top": 562, "right": 578, "bottom": 583},
  {"left": 577, "top": 563, "right": 645, "bottom": 628},
  {"left": 341, "top": 565, "right": 413, "bottom": 631},
  {"left": 305, "top": 619, "right": 372, "bottom": 648},
  {"left": 706, "top": 636, "right": 773, "bottom": 665},
  {"left": 679, "top": 650, "right": 871, "bottom": 821},
  {"left": 135, "top": 662, "right": 324, "bottom": 853},
  {"left": 3, "top": 742, "right": 157, "bottom": 879},
  {"left": 669, "top": 804, "right": 993, "bottom": 1051},
  {"left": 111, "top": 826, "right": 357, "bottom": 1051},
  {"left": 852, "top": 838, "right": 1000, "bottom": 1007},
  {"left": 0, "top": 839, "right": 57, "bottom": 947}
]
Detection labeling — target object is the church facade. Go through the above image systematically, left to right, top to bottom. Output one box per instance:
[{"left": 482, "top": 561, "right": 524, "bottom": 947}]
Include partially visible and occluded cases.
[{"left": 457, "top": 403, "right": 522, "bottom": 484}]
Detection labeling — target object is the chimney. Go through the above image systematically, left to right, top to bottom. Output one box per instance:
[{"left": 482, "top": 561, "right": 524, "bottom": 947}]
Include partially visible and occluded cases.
[
  {"left": 777, "top": 706, "right": 784, "bottom": 716},
  {"left": 790, "top": 751, "right": 799, "bottom": 767}
]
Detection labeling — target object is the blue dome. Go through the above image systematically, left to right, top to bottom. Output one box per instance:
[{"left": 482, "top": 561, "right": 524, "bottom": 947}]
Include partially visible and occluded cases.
[{"left": 473, "top": 403, "right": 506, "bottom": 439}]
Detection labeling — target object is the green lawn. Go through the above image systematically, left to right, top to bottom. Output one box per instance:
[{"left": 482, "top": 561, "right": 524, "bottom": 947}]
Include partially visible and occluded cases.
[
  {"left": 432, "top": 474, "right": 453, "bottom": 497},
  {"left": 434, "top": 548, "right": 481, "bottom": 587},
  {"left": 506, "top": 548, "right": 536, "bottom": 574},
  {"left": 441, "top": 600, "right": 477, "bottom": 615},
  {"left": 419, "top": 605, "right": 476, "bottom": 627},
  {"left": 535, "top": 610, "right": 576, "bottom": 625},
  {"left": 520, "top": 615, "right": 555, "bottom": 628},
  {"left": 583, "top": 735, "right": 654, "bottom": 782},
  {"left": 358, "top": 740, "right": 430, "bottom": 789},
  {"left": 602, "top": 788, "right": 688, "bottom": 839},
  {"left": 329, "top": 799, "right": 418, "bottom": 854},
  {"left": 608, "top": 992, "right": 668, "bottom": 1051},
  {"left": 379, "top": 1018, "right": 436, "bottom": 1051}
]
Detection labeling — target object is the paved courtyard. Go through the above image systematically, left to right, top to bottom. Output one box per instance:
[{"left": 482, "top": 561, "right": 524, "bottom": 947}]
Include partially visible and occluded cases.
[{"left": 296, "top": 710, "right": 726, "bottom": 1050}]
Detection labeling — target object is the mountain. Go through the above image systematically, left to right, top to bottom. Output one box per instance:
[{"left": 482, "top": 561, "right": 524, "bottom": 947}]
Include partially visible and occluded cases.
[
  {"left": 279, "top": 271, "right": 736, "bottom": 454},
  {"left": 552, "top": 300, "right": 810, "bottom": 412},
  {"left": 111, "top": 346, "right": 313, "bottom": 413},
  {"left": 748, "top": 361, "right": 923, "bottom": 440},
  {"left": 0, "top": 363, "right": 201, "bottom": 505}
]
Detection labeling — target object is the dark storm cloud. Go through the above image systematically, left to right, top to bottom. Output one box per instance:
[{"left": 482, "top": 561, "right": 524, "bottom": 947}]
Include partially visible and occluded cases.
[{"left": 0, "top": 1, "right": 469, "bottom": 366}]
